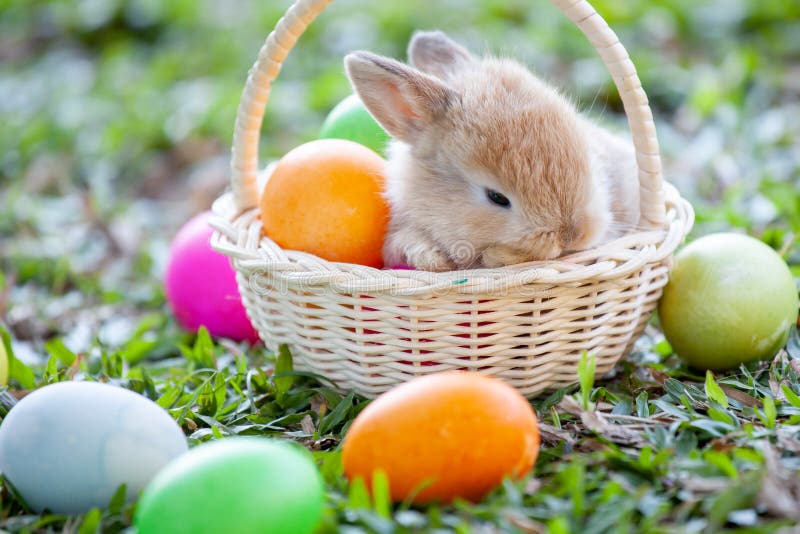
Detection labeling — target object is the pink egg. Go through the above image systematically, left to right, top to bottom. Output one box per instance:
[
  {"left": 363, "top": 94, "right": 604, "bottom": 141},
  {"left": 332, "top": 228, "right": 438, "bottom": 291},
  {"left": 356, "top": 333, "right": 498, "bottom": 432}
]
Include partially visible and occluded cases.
[{"left": 165, "top": 212, "right": 259, "bottom": 343}]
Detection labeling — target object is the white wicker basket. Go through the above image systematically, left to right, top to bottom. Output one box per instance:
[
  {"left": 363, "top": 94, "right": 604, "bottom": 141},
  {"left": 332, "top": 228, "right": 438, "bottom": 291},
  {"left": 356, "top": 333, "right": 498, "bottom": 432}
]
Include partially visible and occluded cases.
[{"left": 211, "top": 0, "right": 694, "bottom": 398}]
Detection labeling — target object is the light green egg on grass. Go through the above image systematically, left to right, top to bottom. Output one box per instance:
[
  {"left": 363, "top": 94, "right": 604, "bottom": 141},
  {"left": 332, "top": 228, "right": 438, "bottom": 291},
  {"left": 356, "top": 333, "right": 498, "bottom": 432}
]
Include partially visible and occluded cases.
[
  {"left": 319, "top": 93, "right": 391, "bottom": 156},
  {"left": 658, "top": 233, "right": 799, "bottom": 370},
  {"left": 135, "top": 437, "right": 325, "bottom": 534}
]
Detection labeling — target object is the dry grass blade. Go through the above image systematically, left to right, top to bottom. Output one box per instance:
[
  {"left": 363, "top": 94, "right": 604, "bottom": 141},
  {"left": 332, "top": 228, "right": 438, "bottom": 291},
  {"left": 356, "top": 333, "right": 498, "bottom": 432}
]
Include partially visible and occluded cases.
[
  {"left": 719, "top": 385, "right": 760, "bottom": 407},
  {"left": 558, "top": 396, "right": 647, "bottom": 447},
  {"left": 579, "top": 410, "right": 648, "bottom": 447},
  {"left": 300, "top": 414, "right": 316, "bottom": 435},
  {"left": 537, "top": 422, "right": 577, "bottom": 446},
  {"left": 757, "top": 442, "right": 800, "bottom": 521},
  {"left": 678, "top": 477, "right": 731, "bottom": 493}
]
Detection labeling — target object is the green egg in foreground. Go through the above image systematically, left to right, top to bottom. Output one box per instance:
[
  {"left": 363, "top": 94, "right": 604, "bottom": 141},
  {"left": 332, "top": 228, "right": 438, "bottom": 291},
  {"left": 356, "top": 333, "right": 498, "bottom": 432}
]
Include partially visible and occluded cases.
[
  {"left": 319, "top": 93, "right": 391, "bottom": 155},
  {"left": 135, "top": 438, "right": 324, "bottom": 534}
]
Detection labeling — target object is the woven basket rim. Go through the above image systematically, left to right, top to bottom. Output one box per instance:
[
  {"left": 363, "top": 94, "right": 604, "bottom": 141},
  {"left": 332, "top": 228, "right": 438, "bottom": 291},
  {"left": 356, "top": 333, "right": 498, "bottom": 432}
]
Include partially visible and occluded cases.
[{"left": 211, "top": 182, "right": 694, "bottom": 296}]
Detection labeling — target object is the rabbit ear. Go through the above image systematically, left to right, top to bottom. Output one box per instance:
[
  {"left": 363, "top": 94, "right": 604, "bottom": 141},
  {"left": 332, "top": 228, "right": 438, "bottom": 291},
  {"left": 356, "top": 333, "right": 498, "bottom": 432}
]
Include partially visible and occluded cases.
[
  {"left": 408, "top": 31, "right": 473, "bottom": 81},
  {"left": 345, "top": 51, "right": 457, "bottom": 142}
]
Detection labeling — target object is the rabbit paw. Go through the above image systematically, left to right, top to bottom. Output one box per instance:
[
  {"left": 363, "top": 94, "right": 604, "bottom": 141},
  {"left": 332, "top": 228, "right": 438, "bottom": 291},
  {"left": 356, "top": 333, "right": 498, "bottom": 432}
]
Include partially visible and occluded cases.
[
  {"left": 385, "top": 229, "right": 455, "bottom": 272},
  {"left": 406, "top": 245, "right": 455, "bottom": 272},
  {"left": 481, "top": 246, "right": 532, "bottom": 268}
]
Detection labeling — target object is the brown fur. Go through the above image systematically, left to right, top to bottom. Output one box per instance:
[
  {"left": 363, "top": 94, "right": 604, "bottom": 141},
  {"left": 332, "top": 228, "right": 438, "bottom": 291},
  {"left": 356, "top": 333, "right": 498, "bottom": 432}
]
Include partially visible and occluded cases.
[{"left": 345, "top": 31, "right": 640, "bottom": 271}]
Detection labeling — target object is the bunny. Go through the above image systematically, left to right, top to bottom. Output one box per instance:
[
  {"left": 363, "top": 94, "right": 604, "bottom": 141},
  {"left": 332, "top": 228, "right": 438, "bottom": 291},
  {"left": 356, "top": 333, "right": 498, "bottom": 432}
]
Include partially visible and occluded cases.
[{"left": 344, "top": 31, "right": 640, "bottom": 271}]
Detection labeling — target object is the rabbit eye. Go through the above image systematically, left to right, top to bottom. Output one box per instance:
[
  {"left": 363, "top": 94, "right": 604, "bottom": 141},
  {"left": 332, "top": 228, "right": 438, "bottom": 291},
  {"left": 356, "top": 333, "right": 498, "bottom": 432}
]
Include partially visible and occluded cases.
[{"left": 486, "top": 189, "right": 511, "bottom": 208}]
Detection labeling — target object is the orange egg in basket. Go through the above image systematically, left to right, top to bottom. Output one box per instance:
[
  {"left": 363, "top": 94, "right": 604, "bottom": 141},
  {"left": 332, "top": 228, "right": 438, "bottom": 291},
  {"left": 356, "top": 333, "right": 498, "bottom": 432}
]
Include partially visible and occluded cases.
[{"left": 260, "top": 139, "right": 389, "bottom": 268}]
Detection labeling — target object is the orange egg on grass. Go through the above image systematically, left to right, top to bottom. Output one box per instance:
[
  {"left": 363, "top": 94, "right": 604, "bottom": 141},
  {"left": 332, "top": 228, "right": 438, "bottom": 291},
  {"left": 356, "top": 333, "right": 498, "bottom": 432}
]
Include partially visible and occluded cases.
[
  {"left": 260, "top": 139, "right": 389, "bottom": 267},
  {"left": 342, "top": 372, "right": 540, "bottom": 504}
]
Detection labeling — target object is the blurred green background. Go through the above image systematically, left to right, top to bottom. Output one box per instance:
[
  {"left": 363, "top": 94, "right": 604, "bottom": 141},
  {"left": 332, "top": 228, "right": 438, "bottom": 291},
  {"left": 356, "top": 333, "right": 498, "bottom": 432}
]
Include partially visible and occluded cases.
[{"left": 3, "top": 1, "right": 800, "bottom": 214}]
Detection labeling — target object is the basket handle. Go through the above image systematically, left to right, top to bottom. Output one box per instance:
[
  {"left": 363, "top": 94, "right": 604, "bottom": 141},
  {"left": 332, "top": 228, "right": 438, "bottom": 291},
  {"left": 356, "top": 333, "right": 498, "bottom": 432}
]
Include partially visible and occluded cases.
[{"left": 230, "top": 0, "right": 666, "bottom": 228}]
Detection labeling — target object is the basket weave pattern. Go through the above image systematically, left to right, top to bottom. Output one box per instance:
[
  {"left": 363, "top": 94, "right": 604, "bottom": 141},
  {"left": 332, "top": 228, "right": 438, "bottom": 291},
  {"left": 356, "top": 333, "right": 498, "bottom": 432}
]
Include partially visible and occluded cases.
[{"left": 211, "top": 0, "right": 694, "bottom": 398}]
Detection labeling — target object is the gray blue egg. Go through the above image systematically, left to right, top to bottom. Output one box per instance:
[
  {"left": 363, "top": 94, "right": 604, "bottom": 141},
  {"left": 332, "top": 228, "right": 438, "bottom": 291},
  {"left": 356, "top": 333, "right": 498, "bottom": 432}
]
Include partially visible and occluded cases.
[{"left": 0, "top": 381, "right": 188, "bottom": 514}]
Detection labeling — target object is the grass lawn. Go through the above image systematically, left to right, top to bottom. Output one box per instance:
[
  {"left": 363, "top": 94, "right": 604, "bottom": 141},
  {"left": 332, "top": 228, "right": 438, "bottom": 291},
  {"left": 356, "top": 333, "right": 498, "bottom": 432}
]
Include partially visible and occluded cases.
[{"left": 2, "top": 0, "right": 800, "bottom": 532}]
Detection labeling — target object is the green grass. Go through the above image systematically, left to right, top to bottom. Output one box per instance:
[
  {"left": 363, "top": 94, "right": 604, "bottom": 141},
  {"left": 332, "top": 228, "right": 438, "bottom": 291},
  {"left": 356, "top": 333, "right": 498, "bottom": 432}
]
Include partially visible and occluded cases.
[
  {"left": 2, "top": 0, "right": 800, "bottom": 532},
  {"left": 5, "top": 328, "right": 800, "bottom": 532}
]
